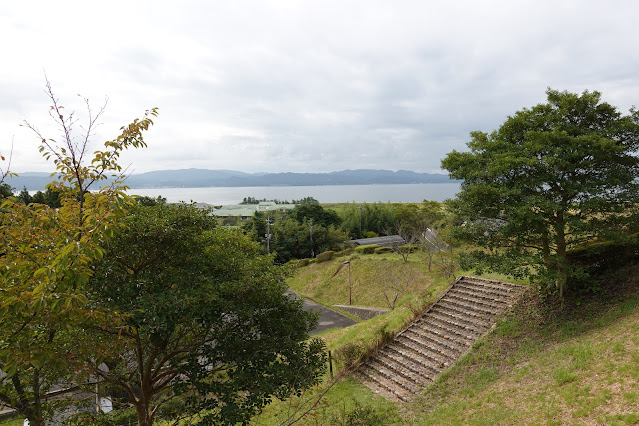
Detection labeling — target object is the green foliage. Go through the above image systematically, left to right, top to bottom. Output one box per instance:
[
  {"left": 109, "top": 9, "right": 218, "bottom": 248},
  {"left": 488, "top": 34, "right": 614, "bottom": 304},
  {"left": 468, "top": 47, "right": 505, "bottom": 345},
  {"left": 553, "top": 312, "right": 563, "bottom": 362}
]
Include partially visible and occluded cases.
[
  {"left": 0, "top": 82, "right": 156, "bottom": 426},
  {"left": 442, "top": 88, "right": 639, "bottom": 298},
  {"left": 0, "top": 183, "right": 13, "bottom": 198},
  {"left": 17, "top": 187, "right": 31, "bottom": 204},
  {"left": 29, "top": 187, "right": 62, "bottom": 208},
  {"left": 134, "top": 195, "right": 166, "bottom": 206},
  {"left": 239, "top": 196, "right": 318, "bottom": 205},
  {"left": 240, "top": 196, "right": 292, "bottom": 204},
  {"left": 293, "top": 196, "right": 319, "bottom": 204},
  {"left": 395, "top": 201, "right": 443, "bottom": 233},
  {"left": 338, "top": 202, "right": 396, "bottom": 239},
  {"left": 86, "top": 203, "right": 327, "bottom": 425},
  {"left": 290, "top": 203, "right": 341, "bottom": 228},
  {"left": 242, "top": 209, "right": 269, "bottom": 242},
  {"left": 270, "top": 217, "right": 347, "bottom": 263},
  {"left": 354, "top": 244, "right": 378, "bottom": 254},
  {"left": 374, "top": 246, "right": 392, "bottom": 254},
  {"left": 336, "top": 247, "right": 354, "bottom": 257},
  {"left": 316, "top": 250, "right": 336, "bottom": 263},
  {"left": 297, "top": 258, "right": 311, "bottom": 267},
  {"left": 333, "top": 342, "right": 367, "bottom": 369},
  {"left": 322, "top": 398, "right": 394, "bottom": 425},
  {"left": 63, "top": 407, "right": 138, "bottom": 426}
]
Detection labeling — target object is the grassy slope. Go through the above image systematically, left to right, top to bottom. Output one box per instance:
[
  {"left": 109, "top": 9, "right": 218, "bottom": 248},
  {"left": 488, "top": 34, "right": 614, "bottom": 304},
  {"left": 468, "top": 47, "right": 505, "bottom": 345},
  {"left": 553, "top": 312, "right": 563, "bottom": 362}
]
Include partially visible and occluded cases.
[
  {"left": 254, "top": 250, "right": 455, "bottom": 425},
  {"left": 264, "top": 252, "right": 639, "bottom": 425},
  {"left": 404, "top": 266, "right": 639, "bottom": 425}
]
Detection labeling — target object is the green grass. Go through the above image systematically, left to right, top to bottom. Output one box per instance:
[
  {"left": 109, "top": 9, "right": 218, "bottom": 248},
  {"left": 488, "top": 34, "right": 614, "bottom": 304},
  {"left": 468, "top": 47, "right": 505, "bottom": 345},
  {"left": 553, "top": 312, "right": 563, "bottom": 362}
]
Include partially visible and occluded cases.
[
  {"left": 289, "top": 250, "right": 452, "bottom": 310},
  {"left": 400, "top": 264, "right": 639, "bottom": 425},
  {"left": 252, "top": 377, "right": 402, "bottom": 425},
  {"left": 0, "top": 416, "right": 24, "bottom": 426}
]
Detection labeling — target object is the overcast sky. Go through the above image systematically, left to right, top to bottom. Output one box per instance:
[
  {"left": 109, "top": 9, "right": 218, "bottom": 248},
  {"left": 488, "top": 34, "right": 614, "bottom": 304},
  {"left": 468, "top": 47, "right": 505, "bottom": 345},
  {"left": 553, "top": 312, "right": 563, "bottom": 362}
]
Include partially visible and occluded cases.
[{"left": 1, "top": 0, "right": 638, "bottom": 175}]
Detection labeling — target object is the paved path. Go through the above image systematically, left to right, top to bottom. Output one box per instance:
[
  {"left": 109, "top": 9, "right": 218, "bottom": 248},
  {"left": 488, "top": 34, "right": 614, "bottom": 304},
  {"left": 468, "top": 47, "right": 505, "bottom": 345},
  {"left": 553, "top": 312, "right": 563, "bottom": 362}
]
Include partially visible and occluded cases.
[{"left": 287, "top": 291, "right": 356, "bottom": 335}]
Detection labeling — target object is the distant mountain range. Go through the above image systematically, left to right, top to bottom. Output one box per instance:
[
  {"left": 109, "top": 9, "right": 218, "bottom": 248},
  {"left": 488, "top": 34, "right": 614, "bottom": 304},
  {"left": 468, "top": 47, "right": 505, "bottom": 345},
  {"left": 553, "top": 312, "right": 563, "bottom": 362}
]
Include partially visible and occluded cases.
[{"left": 5, "top": 169, "right": 457, "bottom": 191}]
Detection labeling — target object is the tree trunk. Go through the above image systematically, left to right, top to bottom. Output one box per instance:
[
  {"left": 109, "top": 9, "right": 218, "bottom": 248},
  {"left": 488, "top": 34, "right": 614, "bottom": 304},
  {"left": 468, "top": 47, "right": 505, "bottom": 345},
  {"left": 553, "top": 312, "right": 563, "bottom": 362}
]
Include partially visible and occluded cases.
[
  {"left": 554, "top": 212, "right": 568, "bottom": 299},
  {"left": 135, "top": 407, "right": 154, "bottom": 426}
]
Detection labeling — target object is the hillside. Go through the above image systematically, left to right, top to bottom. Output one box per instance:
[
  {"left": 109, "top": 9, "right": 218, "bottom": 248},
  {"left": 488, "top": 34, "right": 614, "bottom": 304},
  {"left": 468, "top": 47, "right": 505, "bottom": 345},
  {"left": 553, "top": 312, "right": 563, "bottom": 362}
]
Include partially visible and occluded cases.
[{"left": 257, "top": 252, "right": 639, "bottom": 425}]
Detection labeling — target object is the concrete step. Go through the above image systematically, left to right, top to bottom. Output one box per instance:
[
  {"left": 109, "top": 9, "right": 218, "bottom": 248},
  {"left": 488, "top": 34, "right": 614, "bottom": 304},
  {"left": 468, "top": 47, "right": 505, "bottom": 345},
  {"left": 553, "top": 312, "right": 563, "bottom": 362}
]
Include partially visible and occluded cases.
[
  {"left": 354, "top": 276, "right": 527, "bottom": 401},
  {"left": 459, "top": 277, "right": 524, "bottom": 297},
  {"left": 452, "top": 283, "right": 515, "bottom": 304},
  {"left": 446, "top": 287, "right": 512, "bottom": 310},
  {"left": 443, "top": 294, "right": 500, "bottom": 317},
  {"left": 436, "top": 300, "right": 494, "bottom": 326},
  {"left": 428, "top": 307, "right": 486, "bottom": 335},
  {"left": 418, "top": 316, "right": 479, "bottom": 343},
  {"left": 410, "top": 322, "right": 473, "bottom": 352},
  {"left": 400, "top": 329, "right": 463, "bottom": 359},
  {"left": 391, "top": 337, "right": 455, "bottom": 369},
  {"left": 385, "top": 339, "right": 451, "bottom": 372},
  {"left": 380, "top": 345, "right": 442, "bottom": 379},
  {"left": 368, "top": 355, "right": 425, "bottom": 392},
  {"left": 359, "top": 361, "right": 418, "bottom": 398},
  {"left": 352, "top": 369, "right": 409, "bottom": 402}
]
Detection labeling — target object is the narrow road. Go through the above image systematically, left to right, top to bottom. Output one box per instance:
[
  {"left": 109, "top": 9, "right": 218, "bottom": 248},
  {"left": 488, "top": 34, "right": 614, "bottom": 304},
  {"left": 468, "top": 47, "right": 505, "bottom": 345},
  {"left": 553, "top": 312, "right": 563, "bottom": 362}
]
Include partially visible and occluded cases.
[{"left": 287, "top": 291, "right": 356, "bottom": 335}]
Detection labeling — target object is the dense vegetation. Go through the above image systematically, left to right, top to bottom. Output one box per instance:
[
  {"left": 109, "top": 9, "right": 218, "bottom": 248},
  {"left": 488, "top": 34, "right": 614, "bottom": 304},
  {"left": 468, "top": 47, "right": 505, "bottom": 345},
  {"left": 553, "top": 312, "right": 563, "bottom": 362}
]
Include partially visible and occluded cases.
[
  {"left": 0, "top": 85, "right": 325, "bottom": 426},
  {"left": 443, "top": 88, "right": 639, "bottom": 298}
]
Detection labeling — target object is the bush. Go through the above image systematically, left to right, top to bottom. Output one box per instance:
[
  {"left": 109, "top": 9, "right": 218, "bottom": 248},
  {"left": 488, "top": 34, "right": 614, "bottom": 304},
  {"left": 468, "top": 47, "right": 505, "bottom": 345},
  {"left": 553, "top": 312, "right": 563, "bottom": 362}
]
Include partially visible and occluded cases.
[
  {"left": 354, "top": 244, "right": 378, "bottom": 255},
  {"left": 398, "top": 244, "right": 419, "bottom": 253},
  {"left": 336, "top": 247, "right": 354, "bottom": 257},
  {"left": 374, "top": 247, "right": 392, "bottom": 254},
  {"left": 316, "top": 251, "right": 336, "bottom": 263},
  {"left": 297, "top": 258, "right": 311, "bottom": 267},
  {"left": 334, "top": 342, "right": 366, "bottom": 369},
  {"left": 323, "top": 399, "right": 396, "bottom": 425},
  {"left": 63, "top": 408, "right": 138, "bottom": 426}
]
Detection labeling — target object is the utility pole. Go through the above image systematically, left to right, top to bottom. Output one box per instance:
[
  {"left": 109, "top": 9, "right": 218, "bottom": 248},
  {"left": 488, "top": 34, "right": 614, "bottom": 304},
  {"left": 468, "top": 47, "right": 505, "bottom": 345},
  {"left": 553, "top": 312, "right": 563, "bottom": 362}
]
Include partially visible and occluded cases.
[
  {"left": 358, "top": 205, "right": 362, "bottom": 238},
  {"left": 265, "top": 213, "right": 273, "bottom": 254},
  {"left": 309, "top": 219, "right": 314, "bottom": 258},
  {"left": 343, "top": 261, "right": 352, "bottom": 305}
]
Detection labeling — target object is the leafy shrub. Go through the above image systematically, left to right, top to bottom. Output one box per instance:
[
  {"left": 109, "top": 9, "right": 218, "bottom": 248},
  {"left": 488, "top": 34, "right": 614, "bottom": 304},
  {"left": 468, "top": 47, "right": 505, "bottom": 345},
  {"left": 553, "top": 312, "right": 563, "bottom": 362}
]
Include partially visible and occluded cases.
[
  {"left": 354, "top": 244, "right": 378, "bottom": 255},
  {"left": 398, "top": 244, "right": 419, "bottom": 253},
  {"left": 336, "top": 247, "right": 354, "bottom": 257},
  {"left": 374, "top": 247, "right": 392, "bottom": 254},
  {"left": 316, "top": 251, "right": 336, "bottom": 263},
  {"left": 297, "top": 258, "right": 311, "bottom": 267},
  {"left": 334, "top": 342, "right": 366, "bottom": 369},
  {"left": 324, "top": 399, "right": 396, "bottom": 425},
  {"left": 63, "top": 408, "right": 138, "bottom": 426}
]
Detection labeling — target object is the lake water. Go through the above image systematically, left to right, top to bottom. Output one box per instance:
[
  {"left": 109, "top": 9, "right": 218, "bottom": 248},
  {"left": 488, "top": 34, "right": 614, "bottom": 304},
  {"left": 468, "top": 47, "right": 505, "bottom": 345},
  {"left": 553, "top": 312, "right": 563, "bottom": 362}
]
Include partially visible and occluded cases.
[{"left": 127, "top": 183, "right": 462, "bottom": 205}]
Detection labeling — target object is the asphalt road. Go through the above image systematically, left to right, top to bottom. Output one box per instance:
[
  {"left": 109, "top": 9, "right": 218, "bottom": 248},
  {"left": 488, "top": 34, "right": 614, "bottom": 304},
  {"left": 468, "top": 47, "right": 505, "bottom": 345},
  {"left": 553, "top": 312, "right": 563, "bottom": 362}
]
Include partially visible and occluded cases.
[{"left": 287, "top": 291, "right": 356, "bottom": 335}]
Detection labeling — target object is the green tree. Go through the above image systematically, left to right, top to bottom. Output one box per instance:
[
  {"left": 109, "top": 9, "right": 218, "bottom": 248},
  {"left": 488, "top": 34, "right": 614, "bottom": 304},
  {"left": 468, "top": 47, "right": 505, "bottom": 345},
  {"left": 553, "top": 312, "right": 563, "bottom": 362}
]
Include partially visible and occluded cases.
[
  {"left": 0, "top": 80, "right": 157, "bottom": 425},
  {"left": 442, "top": 88, "right": 639, "bottom": 297},
  {"left": 0, "top": 183, "right": 13, "bottom": 198},
  {"left": 17, "top": 187, "right": 32, "bottom": 205},
  {"left": 29, "top": 187, "right": 62, "bottom": 208},
  {"left": 135, "top": 195, "right": 167, "bottom": 206},
  {"left": 292, "top": 196, "right": 319, "bottom": 204},
  {"left": 339, "top": 202, "right": 397, "bottom": 238},
  {"left": 86, "top": 203, "right": 327, "bottom": 425},
  {"left": 289, "top": 203, "right": 341, "bottom": 228},
  {"left": 242, "top": 210, "right": 268, "bottom": 243},
  {"left": 270, "top": 216, "right": 347, "bottom": 262}
]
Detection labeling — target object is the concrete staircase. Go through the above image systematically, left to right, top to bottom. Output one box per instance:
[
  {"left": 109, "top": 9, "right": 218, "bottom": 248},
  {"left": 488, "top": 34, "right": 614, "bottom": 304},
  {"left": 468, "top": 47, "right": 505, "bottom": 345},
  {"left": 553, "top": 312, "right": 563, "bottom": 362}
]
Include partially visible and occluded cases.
[{"left": 353, "top": 276, "right": 527, "bottom": 401}]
